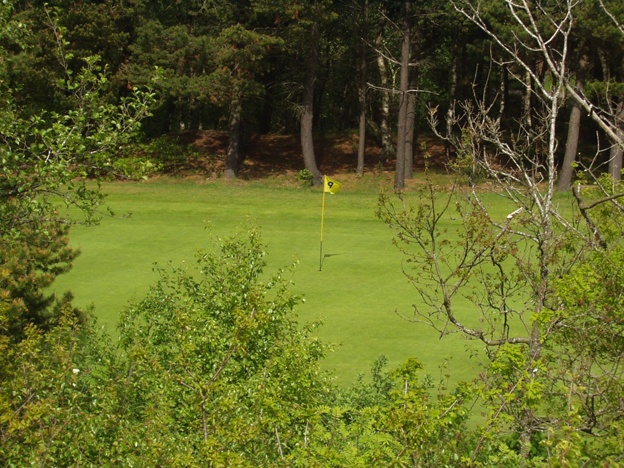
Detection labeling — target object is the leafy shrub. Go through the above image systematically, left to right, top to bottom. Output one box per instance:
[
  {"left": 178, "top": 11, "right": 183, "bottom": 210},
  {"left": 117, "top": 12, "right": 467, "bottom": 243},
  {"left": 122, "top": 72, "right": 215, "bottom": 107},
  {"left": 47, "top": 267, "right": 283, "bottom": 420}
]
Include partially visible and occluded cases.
[
  {"left": 108, "top": 135, "right": 211, "bottom": 179},
  {"left": 140, "top": 135, "right": 194, "bottom": 174},
  {"left": 112, "top": 156, "right": 161, "bottom": 180},
  {"left": 296, "top": 168, "right": 314, "bottom": 187},
  {"left": 113, "top": 228, "right": 332, "bottom": 465}
]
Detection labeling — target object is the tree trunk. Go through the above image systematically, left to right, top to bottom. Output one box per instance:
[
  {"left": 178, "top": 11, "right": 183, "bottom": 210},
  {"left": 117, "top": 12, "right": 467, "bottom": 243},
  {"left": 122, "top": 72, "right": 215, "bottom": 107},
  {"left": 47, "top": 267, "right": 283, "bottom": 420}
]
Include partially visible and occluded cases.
[
  {"left": 356, "top": 0, "right": 369, "bottom": 176},
  {"left": 394, "top": 0, "right": 411, "bottom": 190},
  {"left": 375, "top": 21, "right": 394, "bottom": 163},
  {"left": 301, "top": 22, "right": 322, "bottom": 186},
  {"left": 403, "top": 23, "right": 421, "bottom": 181},
  {"left": 445, "top": 49, "right": 459, "bottom": 156},
  {"left": 558, "top": 56, "right": 587, "bottom": 191},
  {"left": 497, "top": 63, "right": 507, "bottom": 124},
  {"left": 522, "top": 67, "right": 533, "bottom": 131},
  {"left": 224, "top": 92, "right": 242, "bottom": 179},
  {"left": 404, "top": 92, "right": 415, "bottom": 180},
  {"left": 558, "top": 92, "right": 583, "bottom": 190},
  {"left": 609, "top": 97, "right": 624, "bottom": 181},
  {"left": 558, "top": 98, "right": 581, "bottom": 191},
  {"left": 609, "top": 144, "right": 623, "bottom": 181}
]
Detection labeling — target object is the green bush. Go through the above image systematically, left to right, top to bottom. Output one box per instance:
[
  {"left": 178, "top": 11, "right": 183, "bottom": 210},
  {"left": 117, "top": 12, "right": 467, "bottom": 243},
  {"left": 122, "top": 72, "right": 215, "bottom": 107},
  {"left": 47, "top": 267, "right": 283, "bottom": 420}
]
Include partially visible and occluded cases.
[
  {"left": 141, "top": 135, "right": 190, "bottom": 173},
  {"left": 112, "top": 156, "right": 161, "bottom": 180},
  {"left": 295, "top": 168, "right": 314, "bottom": 187}
]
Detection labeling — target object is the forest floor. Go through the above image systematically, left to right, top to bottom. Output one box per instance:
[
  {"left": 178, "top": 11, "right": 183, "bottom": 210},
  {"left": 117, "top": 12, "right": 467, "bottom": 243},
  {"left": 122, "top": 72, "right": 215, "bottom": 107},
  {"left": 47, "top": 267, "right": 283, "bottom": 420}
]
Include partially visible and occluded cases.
[{"left": 175, "top": 130, "right": 449, "bottom": 182}]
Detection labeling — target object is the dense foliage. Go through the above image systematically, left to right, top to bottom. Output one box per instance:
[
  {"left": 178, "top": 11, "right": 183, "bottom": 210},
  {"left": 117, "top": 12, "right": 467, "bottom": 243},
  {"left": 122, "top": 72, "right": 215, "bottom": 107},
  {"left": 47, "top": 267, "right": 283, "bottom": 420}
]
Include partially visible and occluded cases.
[
  {"left": 1, "top": 0, "right": 624, "bottom": 465},
  {"left": 4, "top": 0, "right": 621, "bottom": 182},
  {"left": 0, "top": 228, "right": 474, "bottom": 466}
]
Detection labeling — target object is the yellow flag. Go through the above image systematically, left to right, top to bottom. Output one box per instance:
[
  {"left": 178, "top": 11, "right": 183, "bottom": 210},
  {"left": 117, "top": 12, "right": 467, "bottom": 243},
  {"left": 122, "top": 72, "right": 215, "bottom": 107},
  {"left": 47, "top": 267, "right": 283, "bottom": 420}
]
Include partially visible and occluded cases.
[{"left": 323, "top": 175, "right": 341, "bottom": 194}]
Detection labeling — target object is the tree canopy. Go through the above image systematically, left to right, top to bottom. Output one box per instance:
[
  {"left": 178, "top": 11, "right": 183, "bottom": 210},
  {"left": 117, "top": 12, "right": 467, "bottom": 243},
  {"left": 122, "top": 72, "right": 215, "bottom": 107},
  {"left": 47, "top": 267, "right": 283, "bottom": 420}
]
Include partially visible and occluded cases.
[
  {"left": 2, "top": 0, "right": 624, "bottom": 465},
  {"left": 2, "top": 0, "right": 623, "bottom": 183}
]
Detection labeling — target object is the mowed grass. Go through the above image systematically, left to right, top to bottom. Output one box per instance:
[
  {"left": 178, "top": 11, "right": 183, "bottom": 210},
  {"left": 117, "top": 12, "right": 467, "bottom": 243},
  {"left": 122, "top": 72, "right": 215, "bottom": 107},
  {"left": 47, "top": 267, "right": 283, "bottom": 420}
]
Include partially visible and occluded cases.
[{"left": 53, "top": 174, "right": 487, "bottom": 386}]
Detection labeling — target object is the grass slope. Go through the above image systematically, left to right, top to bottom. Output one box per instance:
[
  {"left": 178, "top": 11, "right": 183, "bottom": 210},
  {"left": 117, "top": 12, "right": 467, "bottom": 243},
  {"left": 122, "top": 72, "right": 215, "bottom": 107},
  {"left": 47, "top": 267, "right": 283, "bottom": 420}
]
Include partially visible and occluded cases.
[{"left": 54, "top": 175, "right": 482, "bottom": 385}]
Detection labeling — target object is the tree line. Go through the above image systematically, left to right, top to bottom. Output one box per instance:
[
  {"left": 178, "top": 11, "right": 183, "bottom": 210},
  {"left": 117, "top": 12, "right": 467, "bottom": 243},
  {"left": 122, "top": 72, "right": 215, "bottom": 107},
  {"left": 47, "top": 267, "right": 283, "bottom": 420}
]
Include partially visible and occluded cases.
[
  {"left": 2, "top": 0, "right": 624, "bottom": 465},
  {"left": 3, "top": 0, "right": 623, "bottom": 187}
]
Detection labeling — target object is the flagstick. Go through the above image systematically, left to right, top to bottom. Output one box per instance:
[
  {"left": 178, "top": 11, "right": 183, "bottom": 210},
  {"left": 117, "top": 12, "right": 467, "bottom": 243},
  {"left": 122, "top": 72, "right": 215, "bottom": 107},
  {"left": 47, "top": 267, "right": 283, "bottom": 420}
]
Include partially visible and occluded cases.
[{"left": 319, "top": 187, "right": 326, "bottom": 271}]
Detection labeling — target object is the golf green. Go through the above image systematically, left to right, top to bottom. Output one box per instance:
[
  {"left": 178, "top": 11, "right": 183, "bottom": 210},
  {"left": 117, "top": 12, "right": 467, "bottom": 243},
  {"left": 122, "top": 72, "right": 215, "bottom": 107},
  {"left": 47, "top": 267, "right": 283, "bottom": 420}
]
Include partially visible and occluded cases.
[{"left": 53, "top": 177, "right": 482, "bottom": 385}]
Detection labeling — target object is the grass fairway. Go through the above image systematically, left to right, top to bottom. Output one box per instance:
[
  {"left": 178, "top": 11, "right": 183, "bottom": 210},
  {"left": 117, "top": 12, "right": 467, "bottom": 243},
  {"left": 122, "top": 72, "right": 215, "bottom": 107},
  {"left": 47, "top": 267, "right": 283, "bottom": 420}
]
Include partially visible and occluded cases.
[{"left": 53, "top": 176, "right": 482, "bottom": 386}]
